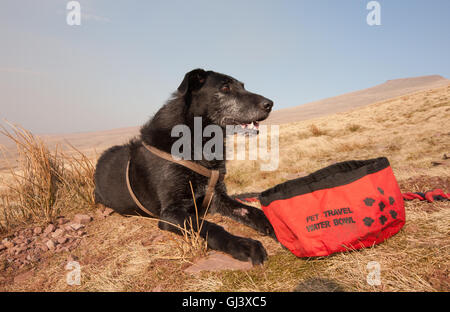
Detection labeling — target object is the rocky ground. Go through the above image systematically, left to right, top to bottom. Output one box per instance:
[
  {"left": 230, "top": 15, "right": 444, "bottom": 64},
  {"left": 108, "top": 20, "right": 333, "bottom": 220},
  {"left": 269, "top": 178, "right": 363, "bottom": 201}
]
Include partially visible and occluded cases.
[{"left": 0, "top": 207, "right": 114, "bottom": 272}]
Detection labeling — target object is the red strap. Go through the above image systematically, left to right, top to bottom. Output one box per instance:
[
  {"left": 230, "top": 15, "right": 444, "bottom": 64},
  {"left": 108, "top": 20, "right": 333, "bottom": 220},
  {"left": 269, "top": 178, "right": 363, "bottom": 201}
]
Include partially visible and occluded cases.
[
  {"left": 402, "top": 189, "right": 449, "bottom": 202},
  {"left": 425, "top": 189, "right": 449, "bottom": 202},
  {"left": 402, "top": 192, "right": 425, "bottom": 201}
]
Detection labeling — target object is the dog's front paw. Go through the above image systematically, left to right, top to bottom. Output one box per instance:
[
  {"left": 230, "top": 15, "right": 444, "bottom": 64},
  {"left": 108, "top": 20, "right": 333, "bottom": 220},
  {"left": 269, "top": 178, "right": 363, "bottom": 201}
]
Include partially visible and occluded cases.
[
  {"left": 246, "top": 208, "right": 275, "bottom": 238},
  {"left": 228, "top": 237, "right": 268, "bottom": 265}
]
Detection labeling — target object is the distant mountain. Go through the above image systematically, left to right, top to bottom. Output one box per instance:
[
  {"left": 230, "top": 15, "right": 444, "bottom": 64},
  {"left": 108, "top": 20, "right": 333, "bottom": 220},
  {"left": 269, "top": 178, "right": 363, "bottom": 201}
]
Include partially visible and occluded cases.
[
  {"left": 1, "top": 75, "right": 448, "bottom": 160},
  {"left": 263, "top": 75, "right": 449, "bottom": 124}
]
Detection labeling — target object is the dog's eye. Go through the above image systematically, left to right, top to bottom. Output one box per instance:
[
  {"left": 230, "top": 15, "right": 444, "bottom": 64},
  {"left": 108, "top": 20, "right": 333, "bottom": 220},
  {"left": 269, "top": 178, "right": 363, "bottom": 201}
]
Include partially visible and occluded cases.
[{"left": 221, "top": 84, "right": 231, "bottom": 92}]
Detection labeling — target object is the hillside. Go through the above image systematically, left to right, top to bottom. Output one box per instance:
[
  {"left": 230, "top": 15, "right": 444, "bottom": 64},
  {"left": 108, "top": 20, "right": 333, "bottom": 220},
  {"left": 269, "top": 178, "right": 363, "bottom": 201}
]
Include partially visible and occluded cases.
[
  {"left": 1, "top": 75, "right": 447, "bottom": 163},
  {"left": 264, "top": 75, "right": 449, "bottom": 124},
  {"left": 0, "top": 83, "right": 448, "bottom": 292}
]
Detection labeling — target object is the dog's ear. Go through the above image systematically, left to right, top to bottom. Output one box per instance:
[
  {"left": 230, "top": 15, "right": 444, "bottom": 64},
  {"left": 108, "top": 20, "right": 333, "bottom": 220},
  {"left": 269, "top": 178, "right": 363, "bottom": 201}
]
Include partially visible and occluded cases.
[{"left": 177, "top": 68, "right": 207, "bottom": 96}]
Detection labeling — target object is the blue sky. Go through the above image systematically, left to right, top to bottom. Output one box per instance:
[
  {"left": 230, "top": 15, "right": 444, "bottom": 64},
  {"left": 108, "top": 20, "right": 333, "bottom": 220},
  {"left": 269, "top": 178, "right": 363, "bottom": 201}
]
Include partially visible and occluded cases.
[{"left": 0, "top": 0, "right": 449, "bottom": 134}]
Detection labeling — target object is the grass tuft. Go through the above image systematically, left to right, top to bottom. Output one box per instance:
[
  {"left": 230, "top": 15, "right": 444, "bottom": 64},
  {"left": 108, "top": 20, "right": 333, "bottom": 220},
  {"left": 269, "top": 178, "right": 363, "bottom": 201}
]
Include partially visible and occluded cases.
[{"left": 0, "top": 124, "right": 96, "bottom": 232}]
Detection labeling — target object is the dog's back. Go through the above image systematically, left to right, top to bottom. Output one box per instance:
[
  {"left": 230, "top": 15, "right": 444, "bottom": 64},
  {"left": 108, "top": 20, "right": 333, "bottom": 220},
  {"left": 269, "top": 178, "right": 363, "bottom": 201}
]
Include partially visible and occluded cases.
[{"left": 94, "top": 144, "right": 134, "bottom": 213}]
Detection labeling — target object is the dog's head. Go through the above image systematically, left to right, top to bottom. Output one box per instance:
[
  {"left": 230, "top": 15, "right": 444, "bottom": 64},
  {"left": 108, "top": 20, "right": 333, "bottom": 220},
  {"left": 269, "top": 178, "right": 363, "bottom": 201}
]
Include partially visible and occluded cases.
[{"left": 177, "top": 69, "right": 273, "bottom": 132}]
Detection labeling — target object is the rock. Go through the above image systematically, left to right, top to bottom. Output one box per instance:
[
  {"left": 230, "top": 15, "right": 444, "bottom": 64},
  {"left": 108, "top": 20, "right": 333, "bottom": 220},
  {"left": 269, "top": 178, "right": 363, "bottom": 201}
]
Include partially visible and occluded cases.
[
  {"left": 96, "top": 208, "right": 106, "bottom": 219},
  {"left": 103, "top": 208, "right": 114, "bottom": 216},
  {"left": 73, "top": 214, "right": 92, "bottom": 225},
  {"left": 57, "top": 217, "right": 69, "bottom": 225},
  {"left": 64, "top": 223, "right": 75, "bottom": 231},
  {"left": 70, "top": 223, "right": 85, "bottom": 231},
  {"left": 43, "top": 224, "right": 56, "bottom": 236},
  {"left": 33, "top": 227, "right": 42, "bottom": 235},
  {"left": 23, "top": 229, "right": 33, "bottom": 238},
  {"left": 51, "top": 229, "right": 65, "bottom": 238},
  {"left": 152, "top": 234, "right": 166, "bottom": 243},
  {"left": 57, "top": 237, "right": 68, "bottom": 244},
  {"left": 141, "top": 238, "right": 153, "bottom": 247},
  {"left": 2, "top": 239, "right": 14, "bottom": 249},
  {"left": 46, "top": 240, "right": 55, "bottom": 250},
  {"left": 0, "top": 244, "right": 5, "bottom": 251},
  {"left": 39, "top": 244, "right": 49, "bottom": 252},
  {"left": 184, "top": 251, "right": 253, "bottom": 274},
  {"left": 67, "top": 254, "right": 79, "bottom": 262},
  {"left": 0, "top": 259, "right": 6, "bottom": 271},
  {"left": 13, "top": 270, "right": 33, "bottom": 284}
]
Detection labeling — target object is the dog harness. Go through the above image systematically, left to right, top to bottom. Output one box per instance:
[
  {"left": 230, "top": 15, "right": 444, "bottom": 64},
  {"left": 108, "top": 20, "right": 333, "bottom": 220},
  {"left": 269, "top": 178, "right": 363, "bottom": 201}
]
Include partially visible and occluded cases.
[{"left": 126, "top": 142, "right": 220, "bottom": 217}]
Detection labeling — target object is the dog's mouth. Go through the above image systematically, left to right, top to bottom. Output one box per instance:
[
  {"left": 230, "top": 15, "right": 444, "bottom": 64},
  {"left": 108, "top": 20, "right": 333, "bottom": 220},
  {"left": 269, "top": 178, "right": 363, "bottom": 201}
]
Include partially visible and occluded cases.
[
  {"left": 222, "top": 117, "right": 266, "bottom": 136},
  {"left": 239, "top": 121, "right": 260, "bottom": 131}
]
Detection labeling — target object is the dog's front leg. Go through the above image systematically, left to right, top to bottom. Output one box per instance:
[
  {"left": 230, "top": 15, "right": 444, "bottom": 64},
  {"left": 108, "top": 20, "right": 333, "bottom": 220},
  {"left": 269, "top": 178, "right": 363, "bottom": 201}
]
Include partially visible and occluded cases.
[
  {"left": 214, "top": 193, "right": 276, "bottom": 239},
  {"left": 157, "top": 205, "right": 268, "bottom": 265}
]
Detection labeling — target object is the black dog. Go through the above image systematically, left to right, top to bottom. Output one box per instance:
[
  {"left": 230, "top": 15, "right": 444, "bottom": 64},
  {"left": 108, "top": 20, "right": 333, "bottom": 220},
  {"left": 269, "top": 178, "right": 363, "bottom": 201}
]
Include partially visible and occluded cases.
[{"left": 94, "top": 69, "right": 275, "bottom": 264}]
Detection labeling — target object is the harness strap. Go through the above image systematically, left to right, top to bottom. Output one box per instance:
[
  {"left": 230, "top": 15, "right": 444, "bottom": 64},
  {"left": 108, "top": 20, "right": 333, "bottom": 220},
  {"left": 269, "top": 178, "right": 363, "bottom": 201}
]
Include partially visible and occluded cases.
[
  {"left": 126, "top": 142, "right": 220, "bottom": 216},
  {"left": 126, "top": 160, "right": 157, "bottom": 217}
]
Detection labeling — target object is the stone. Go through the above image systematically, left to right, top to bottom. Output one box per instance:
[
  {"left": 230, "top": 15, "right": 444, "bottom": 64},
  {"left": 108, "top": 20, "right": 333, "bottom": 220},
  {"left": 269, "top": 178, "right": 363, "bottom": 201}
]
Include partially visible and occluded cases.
[
  {"left": 96, "top": 208, "right": 106, "bottom": 219},
  {"left": 103, "top": 208, "right": 114, "bottom": 216},
  {"left": 73, "top": 214, "right": 92, "bottom": 225},
  {"left": 57, "top": 217, "right": 69, "bottom": 225},
  {"left": 64, "top": 223, "right": 75, "bottom": 231},
  {"left": 70, "top": 223, "right": 85, "bottom": 231},
  {"left": 43, "top": 224, "right": 56, "bottom": 235},
  {"left": 33, "top": 227, "right": 42, "bottom": 235},
  {"left": 23, "top": 229, "right": 33, "bottom": 237},
  {"left": 51, "top": 229, "right": 65, "bottom": 238},
  {"left": 57, "top": 237, "right": 68, "bottom": 244},
  {"left": 141, "top": 238, "right": 153, "bottom": 247},
  {"left": 2, "top": 239, "right": 14, "bottom": 249},
  {"left": 46, "top": 240, "right": 55, "bottom": 250},
  {"left": 0, "top": 244, "right": 5, "bottom": 251},
  {"left": 184, "top": 251, "right": 253, "bottom": 274},
  {"left": 67, "top": 254, "right": 79, "bottom": 262},
  {"left": 13, "top": 270, "right": 33, "bottom": 284}
]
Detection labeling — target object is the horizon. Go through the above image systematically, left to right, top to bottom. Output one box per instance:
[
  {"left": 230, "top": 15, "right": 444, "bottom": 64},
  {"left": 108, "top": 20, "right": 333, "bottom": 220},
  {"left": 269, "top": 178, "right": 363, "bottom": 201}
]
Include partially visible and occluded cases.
[{"left": 1, "top": 0, "right": 449, "bottom": 134}]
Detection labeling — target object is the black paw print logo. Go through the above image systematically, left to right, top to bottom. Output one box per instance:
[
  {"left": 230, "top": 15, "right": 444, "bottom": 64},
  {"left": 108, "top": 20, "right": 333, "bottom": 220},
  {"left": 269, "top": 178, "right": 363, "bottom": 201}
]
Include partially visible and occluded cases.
[
  {"left": 363, "top": 187, "right": 398, "bottom": 227},
  {"left": 363, "top": 217, "right": 375, "bottom": 227}
]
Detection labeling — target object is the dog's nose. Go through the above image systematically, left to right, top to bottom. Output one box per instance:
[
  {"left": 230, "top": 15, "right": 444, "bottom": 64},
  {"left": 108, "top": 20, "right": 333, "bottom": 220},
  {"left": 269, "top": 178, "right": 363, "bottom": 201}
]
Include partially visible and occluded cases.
[{"left": 261, "top": 100, "right": 273, "bottom": 112}]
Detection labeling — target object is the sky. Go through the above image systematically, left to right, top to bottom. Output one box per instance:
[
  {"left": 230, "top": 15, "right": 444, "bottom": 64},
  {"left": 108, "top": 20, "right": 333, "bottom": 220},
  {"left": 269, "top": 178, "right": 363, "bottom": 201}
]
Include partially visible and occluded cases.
[{"left": 0, "top": 0, "right": 449, "bottom": 134}]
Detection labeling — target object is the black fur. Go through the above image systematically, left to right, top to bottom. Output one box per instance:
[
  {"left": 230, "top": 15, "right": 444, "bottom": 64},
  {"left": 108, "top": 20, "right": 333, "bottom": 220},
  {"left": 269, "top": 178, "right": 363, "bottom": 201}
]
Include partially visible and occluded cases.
[{"left": 94, "top": 69, "right": 275, "bottom": 264}]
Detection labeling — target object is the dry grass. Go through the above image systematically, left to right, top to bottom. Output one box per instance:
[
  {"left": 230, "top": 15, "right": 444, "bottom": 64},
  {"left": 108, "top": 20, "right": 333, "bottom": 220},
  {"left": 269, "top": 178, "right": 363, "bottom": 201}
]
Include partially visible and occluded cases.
[
  {"left": 1, "top": 84, "right": 449, "bottom": 292},
  {"left": 0, "top": 124, "right": 96, "bottom": 232},
  {"left": 0, "top": 124, "right": 63, "bottom": 230},
  {"left": 308, "top": 124, "right": 328, "bottom": 137}
]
